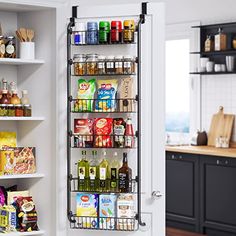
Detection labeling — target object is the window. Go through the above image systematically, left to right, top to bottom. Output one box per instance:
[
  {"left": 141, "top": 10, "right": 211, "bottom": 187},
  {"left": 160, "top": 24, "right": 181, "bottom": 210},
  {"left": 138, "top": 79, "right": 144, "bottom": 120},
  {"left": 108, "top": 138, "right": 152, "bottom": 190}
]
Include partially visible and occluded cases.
[{"left": 165, "top": 39, "right": 190, "bottom": 142}]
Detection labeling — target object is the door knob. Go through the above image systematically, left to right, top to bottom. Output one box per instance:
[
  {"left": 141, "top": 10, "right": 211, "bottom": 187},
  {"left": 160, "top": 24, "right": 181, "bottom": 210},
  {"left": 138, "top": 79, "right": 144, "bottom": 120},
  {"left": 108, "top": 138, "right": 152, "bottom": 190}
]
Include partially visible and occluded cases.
[{"left": 152, "top": 191, "right": 162, "bottom": 199}]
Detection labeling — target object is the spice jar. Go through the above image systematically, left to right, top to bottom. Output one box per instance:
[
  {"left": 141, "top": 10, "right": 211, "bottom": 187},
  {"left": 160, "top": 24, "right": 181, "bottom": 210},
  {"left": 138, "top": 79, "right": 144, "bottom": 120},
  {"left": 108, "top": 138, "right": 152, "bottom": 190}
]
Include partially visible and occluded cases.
[
  {"left": 123, "top": 20, "right": 135, "bottom": 43},
  {"left": 99, "top": 21, "right": 110, "bottom": 44},
  {"left": 111, "top": 21, "right": 122, "bottom": 43},
  {"left": 74, "top": 22, "right": 86, "bottom": 45},
  {"left": 87, "top": 22, "right": 98, "bottom": 45},
  {"left": 0, "top": 36, "right": 5, "bottom": 58},
  {"left": 5, "top": 36, "right": 16, "bottom": 58},
  {"left": 74, "top": 54, "right": 86, "bottom": 76},
  {"left": 86, "top": 54, "right": 98, "bottom": 75},
  {"left": 97, "top": 55, "right": 106, "bottom": 74},
  {"left": 115, "top": 55, "right": 123, "bottom": 74},
  {"left": 123, "top": 55, "right": 133, "bottom": 74},
  {"left": 106, "top": 56, "right": 115, "bottom": 74},
  {"left": 0, "top": 104, "right": 8, "bottom": 116},
  {"left": 8, "top": 104, "right": 15, "bottom": 117},
  {"left": 15, "top": 104, "right": 23, "bottom": 117},
  {"left": 23, "top": 104, "right": 32, "bottom": 117}
]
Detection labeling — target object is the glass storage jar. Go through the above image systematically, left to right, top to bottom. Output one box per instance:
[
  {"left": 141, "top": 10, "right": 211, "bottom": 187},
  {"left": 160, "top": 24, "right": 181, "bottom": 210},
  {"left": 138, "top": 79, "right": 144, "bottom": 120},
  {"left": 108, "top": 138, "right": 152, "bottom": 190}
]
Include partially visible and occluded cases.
[
  {"left": 123, "top": 20, "right": 135, "bottom": 43},
  {"left": 99, "top": 21, "right": 110, "bottom": 44},
  {"left": 111, "top": 21, "right": 122, "bottom": 43},
  {"left": 74, "top": 22, "right": 86, "bottom": 45},
  {"left": 87, "top": 22, "right": 98, "bottom": 45},
  {"left": 0, "top": 36, "right": 5, "bottom": 58},
  {"left": 5, "top": 36, "right": 16, "bottom": 58},
  {"left": 74, "top": 54, "right": 86, "bottom": 76},
  {"left": 86, "top": 54, "right": 98, "bottom": 75},
  {"left": 97, "top": 55, "right": 106, "bottom": 74},
  {"left": 115, "top": 55, "right": 123, "bottom": 74},
  {"left": 123, "top": 55, "right": 133, "bottom": 74},
  {"left": 106, "top": 56, "right": 115, "bottom": 74},
  {"left": 0, "top": 104, "right": 8, "bottom": 116},
  {"left": 8, "top": 104, "right": 15, "bottom": 117},
  {"left": 15, "top": 104, "right": 23, "bottom": 117},
  {"left": 23, "top": 104, "right": 32, "bottom": 117}
]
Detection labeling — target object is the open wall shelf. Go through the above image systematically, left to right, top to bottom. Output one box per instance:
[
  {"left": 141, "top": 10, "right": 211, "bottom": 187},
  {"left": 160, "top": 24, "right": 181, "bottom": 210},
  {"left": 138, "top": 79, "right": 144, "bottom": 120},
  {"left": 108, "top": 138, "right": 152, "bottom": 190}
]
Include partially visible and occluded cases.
[{"left": 0, "top": 58, "right": 45, "bottom": 65}]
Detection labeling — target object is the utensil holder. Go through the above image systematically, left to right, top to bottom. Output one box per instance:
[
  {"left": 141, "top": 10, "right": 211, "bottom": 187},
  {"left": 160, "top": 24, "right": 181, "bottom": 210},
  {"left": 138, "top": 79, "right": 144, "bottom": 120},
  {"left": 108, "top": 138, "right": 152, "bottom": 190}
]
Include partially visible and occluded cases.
[{"left": 20, "top": 42, "right": 35, "bottom": 60}]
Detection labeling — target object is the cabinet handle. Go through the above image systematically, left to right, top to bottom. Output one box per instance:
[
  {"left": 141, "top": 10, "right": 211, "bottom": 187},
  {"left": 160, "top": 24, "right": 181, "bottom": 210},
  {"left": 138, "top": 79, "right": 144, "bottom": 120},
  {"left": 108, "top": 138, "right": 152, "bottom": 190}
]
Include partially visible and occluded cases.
[
  {"left": 171, "top": 155, "right": 175, "bottom": 159},
  {"left": 179, "top": 155, "right": 182, "bottom": 159},
  {"left": 217, "top": 160, "right": 220, "bottom": 165},
  {"left": 225, "top": 160, "right": 229, "bottom": 165}
]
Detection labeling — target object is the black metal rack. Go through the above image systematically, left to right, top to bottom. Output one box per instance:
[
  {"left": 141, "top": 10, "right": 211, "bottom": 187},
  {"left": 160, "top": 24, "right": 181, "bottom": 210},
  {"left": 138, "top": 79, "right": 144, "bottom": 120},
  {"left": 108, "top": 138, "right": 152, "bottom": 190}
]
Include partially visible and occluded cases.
[{"left": 67, "top": 3, "right": 147, "bottom": 231}]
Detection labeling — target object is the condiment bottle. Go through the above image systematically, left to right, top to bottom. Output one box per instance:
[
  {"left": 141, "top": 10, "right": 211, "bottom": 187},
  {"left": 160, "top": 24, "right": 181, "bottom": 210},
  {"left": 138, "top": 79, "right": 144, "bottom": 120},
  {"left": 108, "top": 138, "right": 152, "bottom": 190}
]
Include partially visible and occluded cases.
[
  {"left": 123, "top": 20, "right": 135, "bottom": 43},
  {"left": 99, "top": 21, "right": 110, "bottom": 44},
  {"left": 111, "top": 21, "right": 122, "bottom": 43},
  {"left": 87, "top": 22, "right": 98, "bottom": 45},
  {"left": 215, "top": 28, "right": 227, "bottom": 51},
  {"left": 204, "top": 35, "right": 214, "bottom": 52},
  {"left": 0, "top": 90, "right": 10, "bottom": 104},
  {"left": 10, "top": 90, "right": 20, "bottom": 105},
  {"left": 21, "top": 90, "right": 30, "bottom": 105},
  {"left": 125, "top": 117, "right": 134, "bottom": 148},
  {"left": 78, "top": 150, "right": 89, "bottom": 191},
  {"left": 89, "top": 150, "right": 98, "bottom": 191},
  {"left": 98, "top": 151, "right": 110, "bottom": 192},
  {"left": 110, "top": 152, "right": 121, "bottom": 192},
  {"left": 118, "top": 152, "right": 132, "bottom": 193}
]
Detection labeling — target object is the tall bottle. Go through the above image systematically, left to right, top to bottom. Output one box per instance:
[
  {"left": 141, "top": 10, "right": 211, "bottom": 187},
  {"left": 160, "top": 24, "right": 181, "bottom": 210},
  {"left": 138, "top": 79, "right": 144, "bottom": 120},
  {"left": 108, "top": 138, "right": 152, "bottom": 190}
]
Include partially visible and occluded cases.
[
  {"left": 215, "top": 28, "right": 227, "bottom": 51},
  {"left": 0, "top": 90, "right": 10, "bottom": 104},
  {"left": 10, "top": 90, "right": 20, "bottom": 105},
  {"left": 21, "top": 90, "right": 30, "bottom": 105},
  {"left": 125, "top": 117, "right": 134, "bottom": 148},
  {"left": 77, "top": 150, "right": 89, "bottom": 191},
  {"left": 89, "top": 150, "right": 98, "bottom": 191},
  {"left": 98, "top": 151, "right": 110, "bottom": 192},
  {"left": 110, "top": 152, "right": 121, "bottom": 192},
  {"left": 118, "top": 152, "right": 132, "bottom": 193}
]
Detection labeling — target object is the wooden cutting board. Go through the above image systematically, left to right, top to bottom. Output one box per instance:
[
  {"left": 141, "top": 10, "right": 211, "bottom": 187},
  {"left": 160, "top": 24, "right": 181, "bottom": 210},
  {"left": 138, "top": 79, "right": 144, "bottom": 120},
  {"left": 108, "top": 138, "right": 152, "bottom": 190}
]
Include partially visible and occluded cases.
[{"left": 208, "top": 106, "right": 235, "bottom": 146}]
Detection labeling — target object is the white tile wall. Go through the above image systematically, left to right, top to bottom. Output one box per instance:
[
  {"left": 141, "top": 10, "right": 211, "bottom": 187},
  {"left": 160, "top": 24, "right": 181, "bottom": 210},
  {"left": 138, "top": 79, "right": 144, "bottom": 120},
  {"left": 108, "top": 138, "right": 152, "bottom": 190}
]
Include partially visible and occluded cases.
[{"left": 201, "top": 75, "right": 236, "bottom": 141}]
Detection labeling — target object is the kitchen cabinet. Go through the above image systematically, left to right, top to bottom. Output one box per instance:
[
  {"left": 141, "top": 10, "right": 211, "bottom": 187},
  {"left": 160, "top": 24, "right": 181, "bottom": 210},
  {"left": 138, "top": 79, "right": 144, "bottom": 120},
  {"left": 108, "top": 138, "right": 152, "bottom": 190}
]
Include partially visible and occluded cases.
[
  {"left": 166, "top": 151, "right": 236, "bottom": 235},
  {"left": 166, "top": 152, "right": 200, "bottom": 232},
  {"left": 200, "top": 156, "right": 236, "bottom": 236}
]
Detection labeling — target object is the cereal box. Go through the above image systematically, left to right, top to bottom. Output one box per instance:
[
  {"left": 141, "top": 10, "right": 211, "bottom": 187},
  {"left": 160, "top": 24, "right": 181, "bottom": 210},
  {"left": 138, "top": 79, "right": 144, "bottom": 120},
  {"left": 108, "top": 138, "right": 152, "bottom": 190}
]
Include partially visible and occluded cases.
[
  {"left": 0, "top": 149, "right": 15, "bottom": 175},
  {"left": 76, "top": 193, "right": 98, "bottom": 229},
  {"left": 99, "top": 194, "right": 117, "bottom": 230},
  {"left": 117, "top": 194, "right": 135, "bottom": 231}
]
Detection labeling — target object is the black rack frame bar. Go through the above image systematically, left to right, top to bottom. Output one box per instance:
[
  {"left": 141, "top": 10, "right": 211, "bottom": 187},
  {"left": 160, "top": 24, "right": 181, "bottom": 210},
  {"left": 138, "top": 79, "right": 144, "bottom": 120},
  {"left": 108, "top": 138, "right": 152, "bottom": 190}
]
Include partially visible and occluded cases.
[{"left": 66, "top": 2, "right": 147, "bottom": 227}]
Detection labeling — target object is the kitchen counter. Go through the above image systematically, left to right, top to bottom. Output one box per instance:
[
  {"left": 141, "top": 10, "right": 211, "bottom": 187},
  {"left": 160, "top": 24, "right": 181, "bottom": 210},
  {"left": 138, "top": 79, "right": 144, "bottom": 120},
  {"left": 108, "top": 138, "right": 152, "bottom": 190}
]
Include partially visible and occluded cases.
[{"left": 166, "top": 145, "right": 236, "bottom": 158}]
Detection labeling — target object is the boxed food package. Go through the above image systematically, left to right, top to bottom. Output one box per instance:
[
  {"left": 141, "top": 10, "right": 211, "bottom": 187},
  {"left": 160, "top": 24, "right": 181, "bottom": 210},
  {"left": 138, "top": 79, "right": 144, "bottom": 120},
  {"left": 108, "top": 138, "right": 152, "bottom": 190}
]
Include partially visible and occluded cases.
[
  {"left": 119, "top": 77, "right": 135, "bottom": 112},
  {"left": 94, "top": 118, "right": 113, "bottom": 148},
  {"left": 74, "top": 119, "right": 93, "bottom": 148},
  {"left": 0, "top": 132, "right": 16, "bottom": 149},
  {"left": 0, "top": 149, "right": 15, "bottom": 175},
  {"left": 76, "top": 193, "right": 98, "bottom": 229},
  {"left": 99, "top": 194, "right": 117, "bottom": 230},
  {"left": 117, "top": 194, "right": 135, "bottom": 231},
  {"left": 0, "top": 205, "right": 17, "bottom": 233}
]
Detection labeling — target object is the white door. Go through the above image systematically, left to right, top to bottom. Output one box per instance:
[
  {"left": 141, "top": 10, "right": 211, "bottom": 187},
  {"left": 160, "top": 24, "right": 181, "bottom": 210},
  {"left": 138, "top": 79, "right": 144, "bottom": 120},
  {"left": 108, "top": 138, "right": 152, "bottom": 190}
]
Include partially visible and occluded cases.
[{"left": 56, "top": 2, "right": 165, "bottom": 236}]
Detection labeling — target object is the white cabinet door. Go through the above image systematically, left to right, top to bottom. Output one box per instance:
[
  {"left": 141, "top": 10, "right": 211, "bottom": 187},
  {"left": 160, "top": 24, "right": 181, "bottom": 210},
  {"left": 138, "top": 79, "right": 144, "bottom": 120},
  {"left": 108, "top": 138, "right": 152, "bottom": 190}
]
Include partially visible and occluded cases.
[{"left": 56, "top": 2, "right": 165, "bottom": 236}]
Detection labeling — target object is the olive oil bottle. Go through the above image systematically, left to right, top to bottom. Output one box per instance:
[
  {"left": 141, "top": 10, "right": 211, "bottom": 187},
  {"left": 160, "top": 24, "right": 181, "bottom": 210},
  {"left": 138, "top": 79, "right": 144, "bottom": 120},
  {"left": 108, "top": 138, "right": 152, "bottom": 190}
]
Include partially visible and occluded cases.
[
  {"left": 77, "top": 150, "right": 89, "bottom": 191},
  {"left": 89, "top": 150, "right": 98, "bottom": 191},
  {"left": 98, "top": 151, "right": 110, "bottom": 192},
  {"left": 110, "top": 152, "right": 121, "bottom": 192}
]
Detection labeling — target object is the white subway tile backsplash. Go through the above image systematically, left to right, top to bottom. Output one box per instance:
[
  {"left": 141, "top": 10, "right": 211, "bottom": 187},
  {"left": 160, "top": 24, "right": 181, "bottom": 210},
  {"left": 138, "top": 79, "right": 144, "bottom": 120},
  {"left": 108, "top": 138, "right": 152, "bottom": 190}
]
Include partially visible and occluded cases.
[{"left": 201, "top": 75, "right": 236, "bottom": 141}]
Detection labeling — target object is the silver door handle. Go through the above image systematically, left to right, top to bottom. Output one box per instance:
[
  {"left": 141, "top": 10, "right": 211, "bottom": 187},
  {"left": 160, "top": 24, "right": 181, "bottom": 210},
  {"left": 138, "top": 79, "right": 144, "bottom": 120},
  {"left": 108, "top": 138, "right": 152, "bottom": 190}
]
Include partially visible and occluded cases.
[{"left": 152, "top": 191, "right": 162, "bottom": 199}]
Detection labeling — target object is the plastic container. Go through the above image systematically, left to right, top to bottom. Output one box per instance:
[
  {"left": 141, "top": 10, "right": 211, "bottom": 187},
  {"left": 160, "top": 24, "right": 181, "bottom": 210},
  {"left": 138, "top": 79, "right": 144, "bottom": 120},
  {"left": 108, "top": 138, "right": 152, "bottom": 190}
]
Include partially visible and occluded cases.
[
  {"left": 123, "top": 20, "right": 135, "bottom": 43},
  {"left": 99, "top": 21, "right": 110, "bottom": 44},
  {"left": 111, "top": 21, "right": 122, "bottom": 43},
  {"left": 74, "top": 22, "right": 86, "bottom": 45},
  {"left": 87, "top": 22, "right": 98, "bottom": 45}
]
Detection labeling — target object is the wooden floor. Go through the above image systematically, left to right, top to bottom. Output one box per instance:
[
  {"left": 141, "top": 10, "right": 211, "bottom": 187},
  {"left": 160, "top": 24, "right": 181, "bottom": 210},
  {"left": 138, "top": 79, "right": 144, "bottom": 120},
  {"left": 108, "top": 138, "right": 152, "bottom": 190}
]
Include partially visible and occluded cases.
[{"left": 166, "top": 228, "right": 206, "bottom": 236}]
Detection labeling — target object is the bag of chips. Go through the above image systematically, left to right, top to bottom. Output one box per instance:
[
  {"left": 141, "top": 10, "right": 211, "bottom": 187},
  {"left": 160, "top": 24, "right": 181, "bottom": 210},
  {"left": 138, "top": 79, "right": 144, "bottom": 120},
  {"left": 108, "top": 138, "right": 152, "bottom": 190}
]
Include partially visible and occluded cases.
[
  {"left": 75, "top": 79, "right": 96, "bottom": 112},
  {"left": 95, "top": 79, "right": 118, "bottom": 112},
  {"left": 94, "top": 118, "right": 113, "bottom": 148},
  {"left": 15, "top": 196, "right": 39, "bottom": 232}
]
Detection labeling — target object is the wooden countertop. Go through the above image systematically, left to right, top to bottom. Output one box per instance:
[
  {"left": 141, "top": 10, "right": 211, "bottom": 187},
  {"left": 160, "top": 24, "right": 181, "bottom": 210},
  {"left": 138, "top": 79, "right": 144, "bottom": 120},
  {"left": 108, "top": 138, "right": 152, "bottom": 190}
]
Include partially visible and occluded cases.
[{"left": 166, "top": 145, "right": 236, "bottom": 158}]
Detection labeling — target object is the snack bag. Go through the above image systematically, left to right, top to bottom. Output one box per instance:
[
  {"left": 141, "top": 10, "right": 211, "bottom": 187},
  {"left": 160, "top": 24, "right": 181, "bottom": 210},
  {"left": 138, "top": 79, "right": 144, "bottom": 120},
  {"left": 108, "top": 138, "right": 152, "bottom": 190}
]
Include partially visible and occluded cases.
[
  {"left": 119, "top": 77, "right": 135, "bottom": 112},
  {"left": 75, "top": 79, "right": 96, "bottom": 112},
  {"left": 95, "top": 79, "right": 118, "bottom": 112},
  {"left": 94, "top": 118, "right": 113, "bottom": 148},
  {"left": 113, "top": 118, "right": 126, "bottom": 148},
  {"left": 74, "top": 119, "right": 94, "bottom": 148},
  {"left": 0, "top": 132, "right": 17, "bottom": 149},
  {"left": 0, "top": 149, "right": 15, "bottom": 175},
  {"left": 7, "top": 191, "right": 30, "bottom": 205},
  {"left": 76, "top": 193, "right": 98, "bottom": 229},
  {"left": 99, "top": 194, "right": 117, "bottom": 230},
  {"left": 117, "top": 194, "right": 135, "bottom": 231},
  {"left": 15, "top": 196, "right": 39, "bottom": 232},
  {"left": 0, "top": 206, "right": 8, "bottom": 231}
]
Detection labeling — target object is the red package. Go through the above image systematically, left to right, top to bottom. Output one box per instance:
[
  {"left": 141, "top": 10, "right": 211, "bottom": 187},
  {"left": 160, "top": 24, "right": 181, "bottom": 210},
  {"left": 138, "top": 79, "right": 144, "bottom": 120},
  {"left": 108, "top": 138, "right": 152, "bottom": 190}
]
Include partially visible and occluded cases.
[
  {"left": 94, "top": 118, "right": 113, "bottom": 147},
  {"left": 74, "top": 119, "right": 93, "bottom": 148}
]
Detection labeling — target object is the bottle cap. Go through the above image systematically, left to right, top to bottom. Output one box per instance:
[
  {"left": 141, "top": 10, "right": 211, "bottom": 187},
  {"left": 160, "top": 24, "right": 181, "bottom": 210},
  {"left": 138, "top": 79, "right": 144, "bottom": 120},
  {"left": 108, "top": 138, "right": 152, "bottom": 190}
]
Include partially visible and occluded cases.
[
  {"left": 124, "top": 20, "right": 135, "bottom": 29},
  {"left": 99, "top": 21, "right": 110, "bottom": 30},
  {"left": 111, "top": 21, "right": 122, "bottom": 29},
  {"left": 75, "top": 22, "right": 86, "bottom": 31},
  {"left": 87, "top": 22, "right": 98, "bottom": 30},
  {"left": 98, "top": 55, "right": 106, "bottom": 60},
  {"left": 107, "top": 55, "right": 114, "bottom": 60},
  {"left": 2, "top": 90, "right": 8, "bottom": 94},
  {"left": 22, "top": 90, "right": 28, "bottom": 95}
]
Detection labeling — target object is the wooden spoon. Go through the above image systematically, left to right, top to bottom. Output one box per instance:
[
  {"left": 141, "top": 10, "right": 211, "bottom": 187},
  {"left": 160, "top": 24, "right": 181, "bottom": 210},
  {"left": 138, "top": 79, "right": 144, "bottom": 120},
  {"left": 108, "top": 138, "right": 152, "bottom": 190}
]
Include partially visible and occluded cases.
[
  {"left": 19, "top": 28, "right": 27, "bottom": 42},
  {"left": 26, "top": 29, "right": 34, "bottom": 42},
  {"left": 16, "top": 30, "right": 23, "bottom": 42}
]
